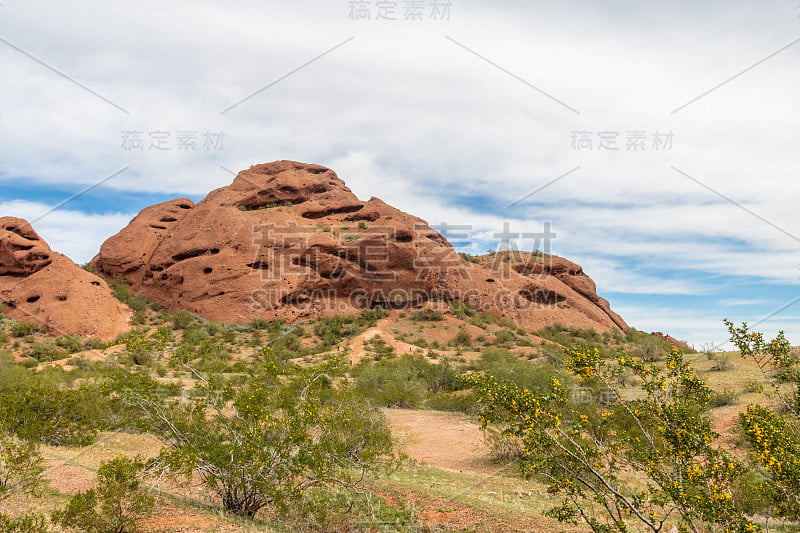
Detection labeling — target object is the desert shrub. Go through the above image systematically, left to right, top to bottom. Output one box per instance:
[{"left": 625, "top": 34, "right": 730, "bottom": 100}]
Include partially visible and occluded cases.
[
  {"left": 458, "top": 252, "right": 481, "bottom": 263},
  {"left": 110, "top": 278, "right": 148, "bottom": 313},
  {"left": 449, "top": 300, "right": 476, "bottom": 320},
  {"left": 360, "top": 306, "right": 388, "bottom": 325},
  {"left": 170, "top": 309, "right": 194, "bottom": 329},
  {"left": 411, "top": 309, "right": 444, "bottom": 322},
  {"left": 131, "top": 311, "right": 147, "bottom": 325},
  {"left": 314, "top": 311, "right": 384, "bottom": 348},
  {"left": 250, "top": 317, "right": 270, "bottom": 330},
  {"left": 726, "top": 320, "right": 800, "bottom": 521},
  {"left": 11, "top": 321, "right": 39, "bottom": 338},
  {"left": 452, "top": 326, "right": 472, "bottom": 347},
  {"left": 120, "top": 329, "right": 168, "bottom": 367},
  {"left": 494, "top": 329, "right": 516, "bottom": 345},
  {"left": 0, "top": 332, "right": 8, "bottom": 346},
  {"left": 55, "top": 335, "right": 84, "bottom": 354},
  {"left": 364, "top": 336, "right": 396, "bottom": 360},
  {"left": 83, "top": 337, "right": 106, "bottom": 350},
  {"left": 28, "top": 342, "right": 61, "bottom": 362},
  {"left": 464, "top": 346, "right": 759, "bottom": 532},
  {"left": 476, "top": 349, "right": 559, "bottom": 393},
  {"left": 707, "top": 352, "right": 733, "bottom": 371},
  {"left": 353, "top": 354, "right": 462, "bottom": 408},
  {"left": 140, "top": 362, "right": 391, "bottom": 518},
  {"left": 0, "top": 365, "right": 107, "bottom": 446},
  {"left": 743, "top": 380, "right": 764, "bottom": 394},
  {"left": 708, "top": 389, "right": 739, "bottom": 407},
  {"left": 425, "top": 390, "right": 476, "bottom": 413},
  {"left": 484, "top": 425, "right": 525, "bottom": 463},
  {"left": 0, "top": 433, "right": 47, "bottom": 532},
  {"left": 0, "top": 434, "right": 44, "bottom": 500},
  {"left": 52, "top": 456, "right": 154, "bottom": 533},
  {"left": 0, "top": 513, "right": 50, "bottom": 533}
]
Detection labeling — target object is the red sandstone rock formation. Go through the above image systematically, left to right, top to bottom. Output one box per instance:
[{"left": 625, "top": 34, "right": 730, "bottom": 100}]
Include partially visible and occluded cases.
[
  {"left": 91, "top": 161, "right": 628, "bottom": 332},
  {"left": 0, "top": 217, "right": 132, "bottom": 339},
  {"left": 650, "top": 332, "right": 688, "bottom": 349}
]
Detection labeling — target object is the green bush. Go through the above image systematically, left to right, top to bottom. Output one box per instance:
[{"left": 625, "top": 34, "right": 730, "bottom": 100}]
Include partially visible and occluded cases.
[
  {"left": 458, "top": 252, "right": 481, "bottom": 263},
  {"left": 110, "top": 279, "right": 148, "bottom": 313},
  {"left": 449, "top": 300, "right": 476, "bottom": 319},
  {"left": 170, "top": 309, "right": 194, "bottom": 329},
  {"left": 313, "top": 309, "right": 385, "bottom": 348},
  {"left": 411, "top": 309, "right": 444, "bottom": 322},
  {"left": 250, "top": 317, "right": 270, "bottom": 330},
  {"left": 11, "top": 322, "right": 39, "bottom": 338},
  {"left": 453, "top": 326, "right": 472, "bottom": 347},
  {"left": 495, "top": 330, "right": 516, "bottom": 345},
  {"left": 0, "top": 332, "right": 8, "bottom": 346},
  {"left": 55, "top": 335, "right": 84, "bottom": 354},
  {"left": 83, "top": 337, "right": 106, "bottom": 350},
  {"left": 29, "top": 342, "right": 61, "bottom": 362},
  {"left": 476, "top": 348, "right": 558, "bottom": 393},
  {"left": 707, "top": 352, "right": 732, "bottom": 371},
  {"left": 353, "top": 354, "right": 462, "bottom": 408},
  {"left": 144, "top": 363, "right": 391, "bottom": 518},
  {"left": 0, "top": 365, "right": 107, "bottom": 446},
  {"left": 708, "top": 389, "right": 738, "bottom": 408},
  {"left": 0, "top": 434, "right": 44, "bottom": 501},
  {"left": 52, "top": 456, "right": 154, "bottom": 533},
  {"left": 0, "top": 513, "right": 50, "bottom": 533}
]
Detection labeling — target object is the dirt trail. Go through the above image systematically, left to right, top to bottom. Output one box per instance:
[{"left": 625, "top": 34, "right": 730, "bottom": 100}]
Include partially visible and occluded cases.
[
  {"left": 343, "top": 316, "right": 424, "bottom": 364},
  {"left": 383, "top": 408, "right": 495, "bottom": 474}
]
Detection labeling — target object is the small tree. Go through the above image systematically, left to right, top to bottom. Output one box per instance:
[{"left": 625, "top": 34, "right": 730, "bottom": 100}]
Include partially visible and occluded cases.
[
  {"left": 726, "top": 320, "right": 800, "bottom": 523},
  {"left": 464, "top": 346, "right": 759, "bottom": 532},
  {"left": 135, "top": 356, "right": 392, "bottom": 518},
  {"left": 0, "top": 434, "right": 44, "bottom": 500},
  {"left": 0, "top": 435, "right": 47, "bottom": 532},
  {"left": 52, "top": 456, "right": 154, "bottom": 533}
]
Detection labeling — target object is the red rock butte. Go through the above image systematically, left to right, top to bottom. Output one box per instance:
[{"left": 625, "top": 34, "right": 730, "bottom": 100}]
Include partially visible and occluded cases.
[
  {"left": 91, "top": 160, "right": 627, "bottom": 332},
  {"left": 0, "top": 217, "right": 132, "bottom": 339}
]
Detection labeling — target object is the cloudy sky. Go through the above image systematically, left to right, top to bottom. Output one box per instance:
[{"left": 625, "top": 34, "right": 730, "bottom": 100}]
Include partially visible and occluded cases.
[{"left": 1, "top": 0, "right": 798, "bottom": 347}]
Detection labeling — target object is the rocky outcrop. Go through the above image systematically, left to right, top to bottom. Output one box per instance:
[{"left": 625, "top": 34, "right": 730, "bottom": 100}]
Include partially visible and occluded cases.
[
  {"left": 91, "top": 160, "right": 628, "bottom": 332},
  {"left": 0, "top": 217, "right": 132, "bottom": 339},
  {"left": 651, "top": 332, "right": 688, "bottom": 349}
]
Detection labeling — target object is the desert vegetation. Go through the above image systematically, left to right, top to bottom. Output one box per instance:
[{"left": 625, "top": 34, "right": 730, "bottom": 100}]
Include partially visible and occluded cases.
[{"left": 0, "top": 297, "right": 798, "bottom": 532}]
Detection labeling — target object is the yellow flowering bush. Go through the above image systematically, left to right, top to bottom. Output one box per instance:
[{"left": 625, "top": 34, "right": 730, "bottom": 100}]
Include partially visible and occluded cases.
[
  {"left": 727, "top": 321, "right": 800, "bottom": 521},
  {"left": 464, "top": 346, "right": 758, "bottom": 532}
]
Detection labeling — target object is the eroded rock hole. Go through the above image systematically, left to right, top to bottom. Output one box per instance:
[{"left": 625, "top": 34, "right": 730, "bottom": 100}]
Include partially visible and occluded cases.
[
  {"left": 301, "top": 205, "right": 364, "bottom": 219},
  {"left": 395, "top": 230, "right": 413, "bottom": 242},
  {"left": 171, "top": 248, "right": 220, "bottom": 262},
  {"left": 26, "top": 295, "right": 40, "bottom": 303}
]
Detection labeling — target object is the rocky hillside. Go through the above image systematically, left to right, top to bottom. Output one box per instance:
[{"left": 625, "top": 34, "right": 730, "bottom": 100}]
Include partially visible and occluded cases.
[
  {"left": 91, "top": 160, "right": 626, "bottom": 332},
  {"left": 0, "top": 217, "right": 132, "bottom": 339}
]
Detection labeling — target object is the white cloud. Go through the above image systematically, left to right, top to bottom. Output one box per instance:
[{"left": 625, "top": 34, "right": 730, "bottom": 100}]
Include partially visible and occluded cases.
[
  {"left": 1, "top": 0, "right": 798, "bottom": 338},
  {"left": 0, "top": 201, "right": 134, "bottom": 264}
]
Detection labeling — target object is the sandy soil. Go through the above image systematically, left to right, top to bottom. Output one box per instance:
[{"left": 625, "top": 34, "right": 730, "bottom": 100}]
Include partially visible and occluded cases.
[{"left": 383, "top": 408, "right": 494, "bottom": 474}]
